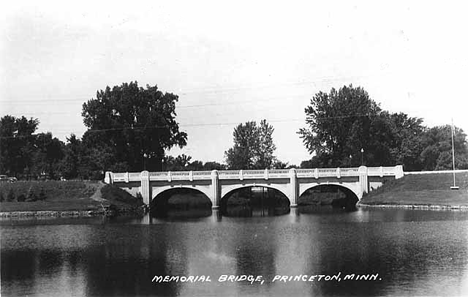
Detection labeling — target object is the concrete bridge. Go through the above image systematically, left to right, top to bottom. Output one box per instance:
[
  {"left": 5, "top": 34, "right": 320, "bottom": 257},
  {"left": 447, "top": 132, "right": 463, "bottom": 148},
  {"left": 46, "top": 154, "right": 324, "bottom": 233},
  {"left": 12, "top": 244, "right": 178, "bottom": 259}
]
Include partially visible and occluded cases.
[{"left": 104, "top": 165, "right": 404, "bottom": 208}]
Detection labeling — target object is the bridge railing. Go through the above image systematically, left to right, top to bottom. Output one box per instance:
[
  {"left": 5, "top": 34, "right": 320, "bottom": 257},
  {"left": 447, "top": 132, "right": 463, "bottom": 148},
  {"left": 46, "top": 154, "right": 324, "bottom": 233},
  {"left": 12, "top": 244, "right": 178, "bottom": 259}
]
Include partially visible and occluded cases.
[
  {"left": 106, "top": 165, "right": 403, "bottom": 183},
  {"left": 367, "top": 166, "right": 401, "bottom": 177},
  {"left": 296, "top": 167, "right": 360, "bottom": 178}
]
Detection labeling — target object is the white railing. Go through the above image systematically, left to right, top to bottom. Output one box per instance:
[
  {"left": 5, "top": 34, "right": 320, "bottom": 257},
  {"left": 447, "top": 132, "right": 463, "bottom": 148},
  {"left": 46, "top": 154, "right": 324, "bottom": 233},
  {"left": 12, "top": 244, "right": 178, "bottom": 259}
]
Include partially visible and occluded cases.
[
  {"left": 107, "top": 166, "right": 403, "bottom": 183},
  {"left": 367, "top": 166, "right": 400, "bottom": 177},
  {"left": 404, "top": 169, "right": 468, "bottom": 175}
]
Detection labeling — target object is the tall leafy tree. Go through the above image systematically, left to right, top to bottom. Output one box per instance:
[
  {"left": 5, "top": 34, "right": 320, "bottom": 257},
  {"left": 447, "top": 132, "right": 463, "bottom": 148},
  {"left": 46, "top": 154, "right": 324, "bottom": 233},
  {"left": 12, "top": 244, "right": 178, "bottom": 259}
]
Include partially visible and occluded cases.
[
  {"left": 81, "top": 82, "right": 187, "bottom": 174},
  {"left": 298, "top": 85, "right": 427, "bottom": 168},
  {"left": 298, "top": 85, "right": 389, "bottom": 166},
  {"left": 386, "top": 112, "right": 426, "bottom": 170},
  {"left": 0, "top": 115, "right": 39, "bottom": 176},
  {"left": 225, "top": 120, "right": 277, "bottom": 169},
  {"left": 420, "top": 125, "right": 468, "bottom": 170},
  {"left": 32, "top": 132, "right": 64, "bottom": 179},
  {"left": 59, "top": 134, "right": 83, "bottom": 179}
]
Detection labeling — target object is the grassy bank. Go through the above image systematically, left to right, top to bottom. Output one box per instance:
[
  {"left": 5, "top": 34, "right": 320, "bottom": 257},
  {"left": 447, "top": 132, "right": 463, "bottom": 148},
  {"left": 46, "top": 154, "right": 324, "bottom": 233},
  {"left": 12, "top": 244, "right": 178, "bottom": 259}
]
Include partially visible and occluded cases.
[
  {"left": 360, "top": 171, "right": 468, "bottom": 207},
  {"left": 0, "top": 181, "right": 143, "bottom": 216}
]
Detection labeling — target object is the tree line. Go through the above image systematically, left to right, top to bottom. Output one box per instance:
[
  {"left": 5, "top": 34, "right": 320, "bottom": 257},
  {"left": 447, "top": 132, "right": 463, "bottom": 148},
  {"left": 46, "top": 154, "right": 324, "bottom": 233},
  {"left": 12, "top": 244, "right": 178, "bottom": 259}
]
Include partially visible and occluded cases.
[
  {"left": 1, "top": 82, "right": 467, "bottom": 180},
  {"left": 298, "top": 85, "right": 468, "bottom": 170}
]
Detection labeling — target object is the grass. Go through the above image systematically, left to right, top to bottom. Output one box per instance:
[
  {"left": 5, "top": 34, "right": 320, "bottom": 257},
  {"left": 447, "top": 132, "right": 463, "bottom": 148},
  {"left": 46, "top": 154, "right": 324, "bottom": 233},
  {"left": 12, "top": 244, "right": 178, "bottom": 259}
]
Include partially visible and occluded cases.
[
  {"left": 361, "top": 172, "right": 468, "bottom": 206},
  {"left": 0, "top": 180, "right": 98, "bottom": 201},
  {"left": 0, "top": 181, "right": 143, "bottom": 214},
  {"left": 100, "top": 184, "right": 144, "bottom": 213},
  {"left": 0, "top": 200, "right": 104, "bottom": 212}
]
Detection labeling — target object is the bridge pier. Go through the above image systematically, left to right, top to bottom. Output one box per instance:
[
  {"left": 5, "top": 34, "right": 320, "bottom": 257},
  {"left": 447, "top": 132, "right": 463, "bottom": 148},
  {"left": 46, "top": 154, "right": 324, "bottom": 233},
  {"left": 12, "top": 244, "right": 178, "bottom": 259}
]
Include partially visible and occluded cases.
[
  {"left": 358, "top": 166, "right": 369, "bottom": 198},
  {"left": 289, "top": 168, "right": 298, "bottom": 207},
  {"left": 141, "top": 170, "right": 151, "bottom": 205},
  {"left": 211, "top": 170, "right": 220, "bottom": 209}
]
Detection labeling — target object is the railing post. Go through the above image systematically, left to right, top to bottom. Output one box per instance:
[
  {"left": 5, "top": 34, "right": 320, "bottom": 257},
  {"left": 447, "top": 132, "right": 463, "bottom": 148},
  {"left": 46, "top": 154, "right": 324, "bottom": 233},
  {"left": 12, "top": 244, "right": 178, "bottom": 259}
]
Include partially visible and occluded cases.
[
  {"left": 395, "top": 165, "right": 404, "bottom": 179},
  {"left": 358, "top": 166, "right": 369, "bottom": 198},
  {"left": 380, "top": 166, "right": 383, "bottom": 177},
  {"left": 336, "top": 167, "right": 341, "bottom": 179},
  {"left": 264, "top": 168, "right": 269, "bottom": 180},
  {"left": 289, "top": 168, "right": 298, "bottom": 207},
  {"left": 314, "top": 168, "right": 319, "bottom": 179},
  {"left": 211, "top": 170, "right": 220, "bottom": 209},
  {"left": 239, "top": 170, "right": 244, "bottom": 181},
  {"left": 104, "top": 171, "right": 113, "bottom": 184},
  {"left": 140, "top": 171, "right": 151, "bottom": 205},
  {"left": 167, "top": 171, "right": 172, "bottom": 182},
  {"left": 189, "top": 171, "right": 193, "bottom": 181},
  {"left": 124, "top": 172, "right": 129, "bottom": 183}
]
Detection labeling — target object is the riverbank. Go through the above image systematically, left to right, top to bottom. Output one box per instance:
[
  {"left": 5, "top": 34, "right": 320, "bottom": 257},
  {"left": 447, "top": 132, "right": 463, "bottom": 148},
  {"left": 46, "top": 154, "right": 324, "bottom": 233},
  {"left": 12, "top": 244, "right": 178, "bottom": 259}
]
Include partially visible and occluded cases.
[
  {"left": 359, "top": 171, "right": 468, "bottom": 209},
  {"left": 0, "top": 181, "right": 144, "bottom": 218}
]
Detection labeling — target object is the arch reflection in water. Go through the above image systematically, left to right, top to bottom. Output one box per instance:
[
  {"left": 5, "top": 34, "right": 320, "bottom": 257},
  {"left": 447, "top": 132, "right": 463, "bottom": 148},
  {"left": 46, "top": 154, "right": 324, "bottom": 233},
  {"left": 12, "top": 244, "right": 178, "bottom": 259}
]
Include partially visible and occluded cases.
[
  {"left": 298, "top": 184, "right": 359, "bottom": 213},
  {"left": 220, "top": 186, "right": 290, "bottom": 217},
  {"left": 150, "top": 188, "right": 212, "bottom": 219}
]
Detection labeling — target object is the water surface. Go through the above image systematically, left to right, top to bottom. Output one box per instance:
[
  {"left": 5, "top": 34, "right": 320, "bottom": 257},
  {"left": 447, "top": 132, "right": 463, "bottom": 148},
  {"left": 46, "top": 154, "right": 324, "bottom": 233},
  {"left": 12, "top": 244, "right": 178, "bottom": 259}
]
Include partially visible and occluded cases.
[{"left": 2, "top": 208, "right": 468, "bottom": 296}]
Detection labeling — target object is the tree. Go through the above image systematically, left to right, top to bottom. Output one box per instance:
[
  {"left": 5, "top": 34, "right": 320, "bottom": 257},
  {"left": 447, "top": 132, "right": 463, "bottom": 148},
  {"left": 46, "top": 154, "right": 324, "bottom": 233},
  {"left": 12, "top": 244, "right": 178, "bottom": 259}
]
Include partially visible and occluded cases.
[
  {"left": 81, "top": 82, "right": 187, "bottom": 174},
  {"left": 298, "top": 85, "right": 426, "bottom": 168},
  {"left": 298, "top": 85, "right": 387, "bottom": 166},
  {"left": 386, "top": 112, "right": 426, "bottom": 170},
  {"left": 0, "top": 115, "right": 39, "bottom": 177},
  {"left": 225, "top": 119, "right": 277, "bottom": 169},
  {"left": 255, "top": 119, "right": 276, "bottom": 169},
  {"left": 420, "top": 125, "right": 468, "bottom": 170},
  {"left": 32, "top": 132, "right": 64, "bottom": 179},
  {"left": 60, "top": 134, "right": 83, "bottom": 179},
  {"left": 163, "top": 154, "right": 192, "bottom": 170},
  {"left": 202, "top": 161, "right": 227, "bottom": 170}
]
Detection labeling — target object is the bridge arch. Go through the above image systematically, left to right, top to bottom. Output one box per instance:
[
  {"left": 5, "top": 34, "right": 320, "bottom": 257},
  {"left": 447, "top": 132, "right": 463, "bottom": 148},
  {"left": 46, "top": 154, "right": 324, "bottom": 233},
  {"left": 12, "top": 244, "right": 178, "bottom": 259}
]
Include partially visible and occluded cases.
[
  {"left": 221, "top": 183, "right": 290, "bottom": 201},
  {"left": 299, "top": 183, "right": 359, "bottom": 209},
  {"left": 299, "top": 183, "right": 359, "bottom": 198},
  {"left": 220, "top": 184, "right": 291, "bottom": 216},
  {"left": 151, "top": 185, "right": 212, "bottom": 204},
  {"left": 151, "top": 186, "right": 212, "bottom": 210}
]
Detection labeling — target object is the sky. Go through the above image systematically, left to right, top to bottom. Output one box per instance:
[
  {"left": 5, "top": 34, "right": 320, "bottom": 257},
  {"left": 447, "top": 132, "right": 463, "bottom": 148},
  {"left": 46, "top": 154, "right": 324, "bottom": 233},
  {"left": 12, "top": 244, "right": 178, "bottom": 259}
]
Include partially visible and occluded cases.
[{"left": 1, "top": 1, "right": 467, "bottom": 166}]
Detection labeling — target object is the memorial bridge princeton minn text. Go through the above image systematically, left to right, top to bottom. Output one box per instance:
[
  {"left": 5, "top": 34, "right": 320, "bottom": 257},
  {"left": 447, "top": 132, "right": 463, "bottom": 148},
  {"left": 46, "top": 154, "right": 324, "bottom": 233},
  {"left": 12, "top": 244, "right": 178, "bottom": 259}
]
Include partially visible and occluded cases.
[{"left": 104, "top": 165, "right": 404, "bottom": 208}]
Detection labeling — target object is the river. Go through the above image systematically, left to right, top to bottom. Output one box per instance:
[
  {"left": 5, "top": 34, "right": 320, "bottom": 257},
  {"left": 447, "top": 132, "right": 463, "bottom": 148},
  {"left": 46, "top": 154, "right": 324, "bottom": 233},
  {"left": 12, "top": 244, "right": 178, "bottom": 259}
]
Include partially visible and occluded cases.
[{"left": 2, "top": 208, "right": 468, "bottom": 296}]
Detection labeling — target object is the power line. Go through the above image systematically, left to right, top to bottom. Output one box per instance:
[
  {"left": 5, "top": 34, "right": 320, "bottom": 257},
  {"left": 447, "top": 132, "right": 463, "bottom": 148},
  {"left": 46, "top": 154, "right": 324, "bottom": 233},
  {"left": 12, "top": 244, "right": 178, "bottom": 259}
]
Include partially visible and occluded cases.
[
  {"left": 0, "top": 72, "right": 384, "bottom": 104},
  {"left": 0, "top": 113, "right": 377, "bottom": 139}
]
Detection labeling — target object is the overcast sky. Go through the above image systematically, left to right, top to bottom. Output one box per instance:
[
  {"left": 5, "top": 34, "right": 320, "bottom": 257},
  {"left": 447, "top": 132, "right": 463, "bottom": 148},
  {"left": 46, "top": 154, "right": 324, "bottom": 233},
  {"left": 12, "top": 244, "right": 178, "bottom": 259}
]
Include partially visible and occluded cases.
[{"left": 1, "top": 1, "right": 467, "bottom": 165}]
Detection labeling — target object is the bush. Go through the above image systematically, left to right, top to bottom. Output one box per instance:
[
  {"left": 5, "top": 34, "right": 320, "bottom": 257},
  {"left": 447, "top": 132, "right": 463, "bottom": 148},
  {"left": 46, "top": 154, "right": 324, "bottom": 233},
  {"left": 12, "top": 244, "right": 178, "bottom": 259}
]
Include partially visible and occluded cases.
[
  {"left": 100, "top": 185, "right": 143, "bottom": 207},
  {"left": 38, "top": 187, "right": 47, "bottom": 201},
  {"left": 7, "top": 189, "right": 15, "bottom": 202},
  {"left": 26, "top": 189, "right": 37, "bottom": 202},
  {"left": 136, "top": 192, "right": 143, "bottom": 204},
  {"left": 17, "top": 194, "right": 26, "bottom": 202}
]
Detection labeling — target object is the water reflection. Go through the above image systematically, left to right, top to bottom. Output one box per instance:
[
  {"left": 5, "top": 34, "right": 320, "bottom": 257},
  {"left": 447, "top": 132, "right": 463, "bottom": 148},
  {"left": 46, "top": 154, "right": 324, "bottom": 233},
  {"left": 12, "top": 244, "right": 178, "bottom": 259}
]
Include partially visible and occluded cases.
[
  {"left": 221, "top": 186, "right": 290, "bottom": 217},
  {"left": 2, "top": 209, "right": 468, "bottom": 296}
]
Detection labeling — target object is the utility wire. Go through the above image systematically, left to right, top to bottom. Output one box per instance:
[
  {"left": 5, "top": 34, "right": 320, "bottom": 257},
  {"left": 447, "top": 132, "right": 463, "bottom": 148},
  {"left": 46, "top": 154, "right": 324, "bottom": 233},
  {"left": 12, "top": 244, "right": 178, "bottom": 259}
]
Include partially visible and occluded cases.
[
  {"left": 0, "top": 72, "right": 385, "bottom": 104},
  {"left": 0, "top": 113, "right": 377, "bottom": 139}
]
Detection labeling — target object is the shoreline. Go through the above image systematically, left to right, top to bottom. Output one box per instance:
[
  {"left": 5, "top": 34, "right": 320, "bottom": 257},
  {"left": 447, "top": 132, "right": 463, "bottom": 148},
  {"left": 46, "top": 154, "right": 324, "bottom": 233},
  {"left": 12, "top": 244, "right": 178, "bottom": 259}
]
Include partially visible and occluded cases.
[
  {"left": 3, "top": 201, "right": 467, "bottom": 220},
  {"left": 358, "top": 202, "right": 468, "bottom": 211},
  {"left": 0, "top": 209, "right": 111, "bottom": 219}
]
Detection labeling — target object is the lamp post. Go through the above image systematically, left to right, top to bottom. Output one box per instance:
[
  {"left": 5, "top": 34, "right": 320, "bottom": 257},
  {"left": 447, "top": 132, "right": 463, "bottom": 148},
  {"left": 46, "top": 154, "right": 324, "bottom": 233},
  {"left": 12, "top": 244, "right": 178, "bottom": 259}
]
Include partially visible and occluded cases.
[
  {"left": 360, "top": 148, "right": 364, "bottom": 165},
  {"left": 143, "top": 153, "right": 148, "bottom": 170}
]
